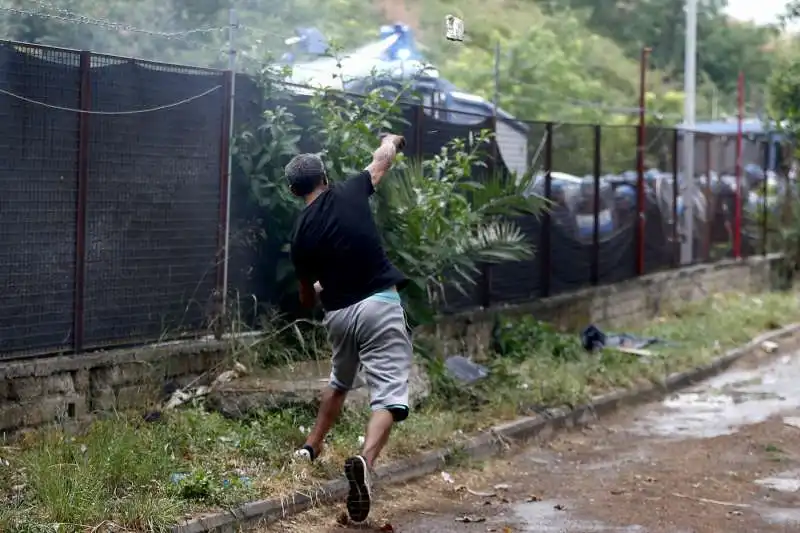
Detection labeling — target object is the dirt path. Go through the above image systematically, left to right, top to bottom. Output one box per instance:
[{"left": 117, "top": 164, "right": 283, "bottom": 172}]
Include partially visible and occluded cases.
[{"left": 262, "top": 348, "right": 800, "bottom": 533}]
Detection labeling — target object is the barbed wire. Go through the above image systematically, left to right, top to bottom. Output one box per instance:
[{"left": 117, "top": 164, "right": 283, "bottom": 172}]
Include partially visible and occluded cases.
[
  {"left": 0, "top": 4, "right": 227, "bottom": 41},
  {"left": 0, "top": 84, "right": 222, "bottom": 114}
]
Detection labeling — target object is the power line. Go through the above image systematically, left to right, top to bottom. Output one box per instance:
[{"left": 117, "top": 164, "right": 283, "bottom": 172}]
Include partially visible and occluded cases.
[{"left": 0, "top": 84, "right": 222, "bottom": 114}]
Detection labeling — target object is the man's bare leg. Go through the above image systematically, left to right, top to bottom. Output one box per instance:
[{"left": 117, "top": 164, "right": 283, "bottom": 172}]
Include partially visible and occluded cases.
[
  {"left": 302, "top": 386, "right": 347, "bottom": 458},
  {"left": 344, "top": 409, "right": 394, "bottom": 522},
  {"left": 361, "top": 409, "right": 393, "bottom": 469}
]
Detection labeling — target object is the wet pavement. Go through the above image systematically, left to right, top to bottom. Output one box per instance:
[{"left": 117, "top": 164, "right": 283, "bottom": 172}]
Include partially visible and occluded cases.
[{"left": 263, "top": 345, "right": 800, "bottom": 533}]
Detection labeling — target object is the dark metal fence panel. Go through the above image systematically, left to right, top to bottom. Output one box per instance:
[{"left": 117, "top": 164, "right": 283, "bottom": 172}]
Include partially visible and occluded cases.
[
  {"left": 0, "top": 36, "right": 773, "bottom": 358},
  {"left": 0, "top": 43, "right": 81, "bottom": 359},
  {"left": 82, "top": 55, "right": 226, "bottom": 348},
  {"left": 227, "top": 74, "right": 269, "bottom": 316},
  {"left": 399, "top": 103, "right": 422, "bottom": 159},
  {"left": 419, "top": 107, "right": 492, "bottom": 159},
  {"left": 432, "top": 108, "right": 497, "bottom": 313},
  {"left": 490, "top": 121, "right": 548, "bottom": 305},
  {"left": 549, "top": 123, "right": 600, "bottom": 295},
  {"left": 597, "top": 125, "right": 637, "bottom": 285},
  {"left": 643, "top": 126, "right": 678, "bottom": 274},
  {"left": 490, "top": 215, "right": 542, "bottom": 304}
]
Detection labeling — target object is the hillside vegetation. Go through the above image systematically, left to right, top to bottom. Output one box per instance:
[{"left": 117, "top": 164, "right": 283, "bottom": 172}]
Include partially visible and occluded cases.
[{"left": 0, "top": 0, "right": 784, "bottom": 124}]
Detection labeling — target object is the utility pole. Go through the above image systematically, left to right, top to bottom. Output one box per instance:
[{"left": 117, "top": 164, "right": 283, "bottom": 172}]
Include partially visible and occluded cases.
[{"left": 682, "top": 0, "right": 697, "bottom": 265}]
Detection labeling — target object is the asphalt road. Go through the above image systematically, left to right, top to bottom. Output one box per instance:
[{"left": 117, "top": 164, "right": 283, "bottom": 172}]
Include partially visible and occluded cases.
[{"left": 263, "top": 345, "right": 800, "bottom": 533}]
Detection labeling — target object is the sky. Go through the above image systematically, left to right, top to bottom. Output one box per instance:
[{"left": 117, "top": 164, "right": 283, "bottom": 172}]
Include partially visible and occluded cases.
[{"left": 726, "top": 0, "right": 788, "bottom": 25}]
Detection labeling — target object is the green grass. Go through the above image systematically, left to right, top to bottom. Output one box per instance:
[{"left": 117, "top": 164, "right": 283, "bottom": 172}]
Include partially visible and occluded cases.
[{"left": 0, "top": 289, "right": 798, "bottom": 532}]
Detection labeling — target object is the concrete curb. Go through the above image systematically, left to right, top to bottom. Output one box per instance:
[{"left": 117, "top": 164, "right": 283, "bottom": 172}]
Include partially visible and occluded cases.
[{"left": 172, "top": 323, "right": 800, "bottom": 533}]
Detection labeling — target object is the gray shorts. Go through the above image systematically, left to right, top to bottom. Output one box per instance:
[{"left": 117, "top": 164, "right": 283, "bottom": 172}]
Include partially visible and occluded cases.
[{"left": 323, "top": 291, "right": 413, "bottom": 417}]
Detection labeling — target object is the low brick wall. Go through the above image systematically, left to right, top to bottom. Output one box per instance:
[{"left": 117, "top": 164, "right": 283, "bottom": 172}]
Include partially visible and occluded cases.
[
  {"left": 433, "top": 254, "right": 782, "bottom": 358},
  {"left": 0, "top": 255, "right": 781, "bottom": 435},
  {"left": 0, "top": 339, "right": 229, "bottom": 434}
]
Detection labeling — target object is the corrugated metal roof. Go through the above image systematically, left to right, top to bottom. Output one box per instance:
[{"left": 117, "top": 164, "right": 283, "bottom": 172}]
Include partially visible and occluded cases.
[{"left": 675, "top": 119, "right": 779, "bottom": 136}]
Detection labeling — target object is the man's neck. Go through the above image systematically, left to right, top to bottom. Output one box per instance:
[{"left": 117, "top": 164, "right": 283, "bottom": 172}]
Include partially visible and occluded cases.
[{"left": 304, "top": 185, "right": 328, "bottom": 206}]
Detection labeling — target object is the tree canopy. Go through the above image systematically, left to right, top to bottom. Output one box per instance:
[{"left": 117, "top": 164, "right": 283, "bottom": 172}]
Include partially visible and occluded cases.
[
  {"left": 0, "top": 0, "right": 784, "bottom": 125},
  {"left": 769, "top": 1, "right": 800, "bottom": 135}
]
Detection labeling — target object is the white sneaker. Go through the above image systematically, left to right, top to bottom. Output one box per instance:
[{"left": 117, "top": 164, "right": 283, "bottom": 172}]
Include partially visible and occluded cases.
[
  {"left": 293, "top": 445, "right": 316, "bottom": 462},
  {"left": 293, "top": 448, "right": 312, "bottom": 461}
]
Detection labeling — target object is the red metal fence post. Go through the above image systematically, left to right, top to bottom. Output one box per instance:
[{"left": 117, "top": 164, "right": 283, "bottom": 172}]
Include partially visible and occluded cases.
[
  {"left": 73, "top": 50, "right": 91, "bottom": 352},
  {"left": 762, "top": 135, "right": 770, "bottom": 256}
]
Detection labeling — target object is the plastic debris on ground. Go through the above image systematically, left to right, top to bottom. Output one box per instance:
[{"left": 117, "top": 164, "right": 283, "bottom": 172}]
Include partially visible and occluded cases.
[
  {"left": 580, "top": 324, "right": 668, "bottom": 357},
  {"left": 444, "top": 355, "right": 489, "bottom": 383},
  {"left": 163, "top": 362, "right": 249, "bottom": 410},
  {"left": 170, "top": 472, "right": 252, "bottom": 488}
]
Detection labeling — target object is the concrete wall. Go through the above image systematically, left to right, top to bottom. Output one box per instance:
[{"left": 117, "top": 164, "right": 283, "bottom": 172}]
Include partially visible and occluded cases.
[
  {"left": 433, "top": 254, "right": 781, "bottom": 358},
  {"left": 0, "top": 255, "right": 780, "bottom": 434},
  {"left": 0, "top": 340, "right": 228, "bottom": 435}
]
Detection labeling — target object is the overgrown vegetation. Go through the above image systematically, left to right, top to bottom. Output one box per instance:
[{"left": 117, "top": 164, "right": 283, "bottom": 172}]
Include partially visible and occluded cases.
[
  {"left": 1, "top": 3, "right": 796, "bottom": 531},
  {"left": 765, "top": 5, "right": 800, "bottom": 285},
  {"left": 232, "top": 75, "right": 542, "bottom": 327},
  {"left": 1, "top": 290, "right": 797, "bottom": 532}
]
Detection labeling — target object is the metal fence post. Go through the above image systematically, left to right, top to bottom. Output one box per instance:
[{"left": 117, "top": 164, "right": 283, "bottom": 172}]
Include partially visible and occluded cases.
[
  {"left": 216, "top": 8, "right": 238, "bottom": 337},
  {"left": 635, "top": 47, "right": 650, "bottom": 276},
  {"left": 73, "top": 50, "right": 91, "bottom": 352},
  {"left": 215, "top": 69, "right": 234, "bottom": 337},
  {"left": 415, "top": 104, "right": 424, "bottom": 160},
  {"left": 480, "top": 115, "right": 500, "bottom": 308},
  {"left": 539, "top": 122, "right": 553, "bottom": 298},
  {"left": 591, "top": 124, "right": 601, "bottom": 285},
  {"left": 672, "top": 129, "right": 680, "bottom": 267},
  {"left": 702, "top": 135, "right": 712, "bottom": 260},
  {"left": 762, "top": 135, "right": 770, "bottom": 256},
  {"left": 480, "top": 264, "right": 492, "bottom": 308}
]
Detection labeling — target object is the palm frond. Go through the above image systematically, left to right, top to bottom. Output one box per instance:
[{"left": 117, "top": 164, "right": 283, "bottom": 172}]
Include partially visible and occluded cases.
[
  {"left": 459, "top": 170, "right": 546, "bottom": 218},
  {"left": 455, "top": 219, "right": 534, "bottom": 263}
]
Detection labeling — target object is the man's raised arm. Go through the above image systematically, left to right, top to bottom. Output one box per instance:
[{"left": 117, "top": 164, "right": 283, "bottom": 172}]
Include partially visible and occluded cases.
[{"left": 365, "top": 134, "right": 405, "bottom": 188}]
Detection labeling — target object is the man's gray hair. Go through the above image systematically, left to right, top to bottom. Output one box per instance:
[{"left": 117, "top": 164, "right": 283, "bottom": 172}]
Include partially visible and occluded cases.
[{"left": 285, "top": 153, "right": 326, "bottom": 197}]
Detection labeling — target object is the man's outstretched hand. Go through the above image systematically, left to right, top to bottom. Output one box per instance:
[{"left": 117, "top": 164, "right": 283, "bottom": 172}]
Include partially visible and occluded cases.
[
  {"left": 368, "top": 133, "right": 405, "bottom": 187},
  {"left": 379, "top": 133, "right": 406, "bottom": 151}
]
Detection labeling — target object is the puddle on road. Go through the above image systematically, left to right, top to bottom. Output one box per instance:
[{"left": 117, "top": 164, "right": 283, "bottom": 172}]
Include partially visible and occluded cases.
[
  {"left": 632, "top": 352, "right": 800, "bottom": 439},
  {"left": 755, "top": 470, "right": 800, "bottom": 493},
  {"left": 513, "top": 500, "right": 645, "bottom": 532},
  {"left": 757, "top": 506, "right": 800, "bottom": 526}
]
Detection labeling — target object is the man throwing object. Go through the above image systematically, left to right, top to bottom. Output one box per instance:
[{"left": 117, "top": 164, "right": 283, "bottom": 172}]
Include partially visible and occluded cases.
[{"left": 286, "top": 134, "right": 410, "bottom": 523}]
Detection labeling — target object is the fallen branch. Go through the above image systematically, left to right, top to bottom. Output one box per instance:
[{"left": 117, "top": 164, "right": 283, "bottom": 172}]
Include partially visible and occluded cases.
[
  {"left": 466, "top": 488, "right": 496, "bottom": 498},
  {"left": 671, "top": 492, "right": 751, "bottom": 508}
]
